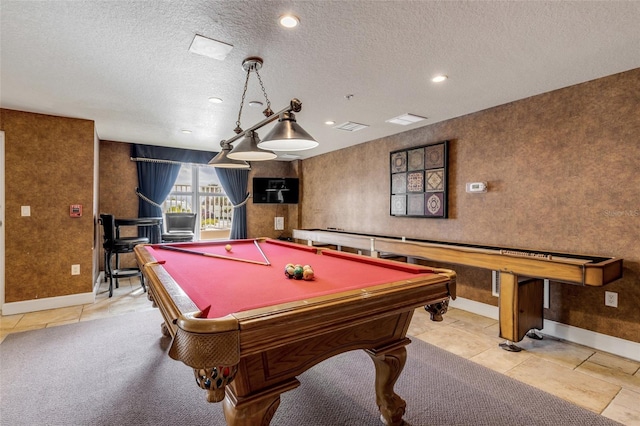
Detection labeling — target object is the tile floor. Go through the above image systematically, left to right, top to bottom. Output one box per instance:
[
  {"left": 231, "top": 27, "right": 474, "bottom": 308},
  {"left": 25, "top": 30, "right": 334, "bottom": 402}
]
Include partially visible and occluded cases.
[{"left": 1, "top": 277, "right": 639, "bottom": 425}]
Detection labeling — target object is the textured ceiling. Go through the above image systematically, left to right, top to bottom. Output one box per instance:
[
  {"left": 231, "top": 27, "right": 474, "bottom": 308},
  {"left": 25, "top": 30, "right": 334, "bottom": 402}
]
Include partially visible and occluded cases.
[{"left": 1, "top": 1, "right": 639, "bottom": 160}]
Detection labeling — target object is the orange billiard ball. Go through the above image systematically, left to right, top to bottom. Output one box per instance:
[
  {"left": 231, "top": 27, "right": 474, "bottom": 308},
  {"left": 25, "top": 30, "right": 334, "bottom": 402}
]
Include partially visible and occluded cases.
[{"left": 225, "top": 244, "right": 232, "bottom": 252}]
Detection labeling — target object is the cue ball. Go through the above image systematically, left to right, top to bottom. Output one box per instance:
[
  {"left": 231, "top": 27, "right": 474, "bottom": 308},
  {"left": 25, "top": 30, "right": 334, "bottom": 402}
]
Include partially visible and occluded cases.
[{"left": 225, "top": 244, "right": 232, "bottom": 252}]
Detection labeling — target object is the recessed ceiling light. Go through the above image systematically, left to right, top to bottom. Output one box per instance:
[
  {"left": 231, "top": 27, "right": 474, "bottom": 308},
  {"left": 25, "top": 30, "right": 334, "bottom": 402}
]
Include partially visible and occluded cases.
[
  {"left": 279, "top": 14, "right": 299, "bottom": 28},
  {"left": 432, "top": 75, "right": 448, "bottom": 83},
  {"left": 208, "top": 97, "right": 223, "bottom": 104},
  {"left": 249, "top": 101, "right": 263, "bottom": 107},
  {"left": 325, "top": 120, "right": 335, "bottom": 125},
  {"left": 180, "top": 129, "right": 192, "bottom": 134}
]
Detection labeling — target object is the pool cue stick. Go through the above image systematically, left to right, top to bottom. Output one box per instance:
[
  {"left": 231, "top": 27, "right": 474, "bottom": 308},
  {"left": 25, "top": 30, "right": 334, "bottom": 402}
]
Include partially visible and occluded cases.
[
  {"left": 253, "top": 240, "right": 271, "bottom": 266},
  {"left": 157, "top": 245, "right": 270, "bottom": 266}
]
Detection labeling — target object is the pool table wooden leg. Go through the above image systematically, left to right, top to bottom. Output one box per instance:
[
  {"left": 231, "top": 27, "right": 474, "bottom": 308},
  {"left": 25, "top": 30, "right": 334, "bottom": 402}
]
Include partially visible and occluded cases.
[
  {"left": 366, "top": 339, "right": 409, "bottom": 426},
  {"left": 223, "top": 379, "right": 300, "bottom": 426}
]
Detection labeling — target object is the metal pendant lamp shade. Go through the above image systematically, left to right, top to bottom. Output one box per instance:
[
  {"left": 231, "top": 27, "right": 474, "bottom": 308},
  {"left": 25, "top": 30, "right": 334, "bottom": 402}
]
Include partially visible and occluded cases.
[
  {"left": 258, "top": 111, "right": 318, "bottom": 151},
  {"left": 227, "top": 131, "right": 278, "bottom": 161},
  {"left": 208, "top": 143, "right": 251, "bottom": 169}
]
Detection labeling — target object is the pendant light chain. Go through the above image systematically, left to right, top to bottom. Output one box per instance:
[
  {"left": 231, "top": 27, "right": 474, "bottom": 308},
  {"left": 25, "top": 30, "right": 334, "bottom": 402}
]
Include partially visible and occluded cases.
[
  {"left": 234, "top": 68, "right": 252, "bottom": 134},
  {"left": 254, "top": 69, "right": 274, "bottom": 117}
]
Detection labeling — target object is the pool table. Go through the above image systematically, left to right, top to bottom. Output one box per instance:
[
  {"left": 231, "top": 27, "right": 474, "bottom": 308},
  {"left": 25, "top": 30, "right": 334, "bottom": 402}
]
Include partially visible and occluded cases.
[{"left": 135, "top": 238, "right": 456, "bottom": 426}]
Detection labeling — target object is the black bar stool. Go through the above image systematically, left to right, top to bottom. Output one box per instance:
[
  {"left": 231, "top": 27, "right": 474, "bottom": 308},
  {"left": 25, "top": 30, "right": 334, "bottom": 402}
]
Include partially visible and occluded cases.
[{"left": 99, "top": 214, "right": 149, "bottom": 297}]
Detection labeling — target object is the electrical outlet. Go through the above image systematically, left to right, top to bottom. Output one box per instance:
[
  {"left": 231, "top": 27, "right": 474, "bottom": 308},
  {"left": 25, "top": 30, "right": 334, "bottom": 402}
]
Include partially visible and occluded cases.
[
  {"left": 274, "top": 217, "right": 284, "bottom": 230},
  {"left": 71, "top": 264, "right": 80, "bottom": 275},
  {"left": 605, "top": 291, "right": 618, "bottom": 307}
]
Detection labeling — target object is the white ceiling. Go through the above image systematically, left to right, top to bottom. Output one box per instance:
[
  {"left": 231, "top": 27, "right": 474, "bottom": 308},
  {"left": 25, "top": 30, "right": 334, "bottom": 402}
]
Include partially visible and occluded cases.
[{"left": 2, "top": 1, "right": 639, "bottom": 161}]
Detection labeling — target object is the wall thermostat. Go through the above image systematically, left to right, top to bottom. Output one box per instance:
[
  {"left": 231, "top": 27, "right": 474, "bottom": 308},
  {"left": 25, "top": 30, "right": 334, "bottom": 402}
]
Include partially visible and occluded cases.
[{"left": 465, "top": 182, "right": 487, "bottom": 193}]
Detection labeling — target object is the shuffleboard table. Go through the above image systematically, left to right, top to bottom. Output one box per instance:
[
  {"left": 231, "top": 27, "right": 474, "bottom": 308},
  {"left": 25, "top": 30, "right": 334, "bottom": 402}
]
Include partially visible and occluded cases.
[
  {"left": 293, "top": 228, "right": 623, "bottom": 351},
  {"left": 135, "top": 238, "right": 456, "bottom": 426}
]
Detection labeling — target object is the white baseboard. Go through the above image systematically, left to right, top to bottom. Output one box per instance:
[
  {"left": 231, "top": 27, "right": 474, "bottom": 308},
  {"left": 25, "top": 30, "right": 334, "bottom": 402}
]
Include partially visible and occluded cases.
[
  {"left": 1, "top": 274, "right": 102, "bottom": 316},
  {"left": 2, "top": 291, "right": 96, "bottom": 316},
  {"left": 449, "top": 297, "right": 640, "bottom": 362}
]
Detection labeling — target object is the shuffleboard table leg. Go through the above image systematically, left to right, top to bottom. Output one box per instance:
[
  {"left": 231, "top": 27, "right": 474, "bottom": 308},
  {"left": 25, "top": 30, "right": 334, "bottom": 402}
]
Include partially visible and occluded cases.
[
  {"left": 526, "top": 330, "right": 543, "bottom": 340},
  {"left": 499, "top": 341, "right": 522, "bottom": 352}
]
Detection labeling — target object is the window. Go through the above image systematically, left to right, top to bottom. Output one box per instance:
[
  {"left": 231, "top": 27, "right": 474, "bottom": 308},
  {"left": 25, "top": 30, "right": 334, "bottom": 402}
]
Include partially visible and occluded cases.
[{"left": 162, "top": 164, "right": 232, "bottom": 240}]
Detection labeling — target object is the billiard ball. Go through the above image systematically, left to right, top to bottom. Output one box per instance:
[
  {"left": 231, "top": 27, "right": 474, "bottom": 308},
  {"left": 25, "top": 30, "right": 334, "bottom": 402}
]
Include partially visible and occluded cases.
[
  {"left": 225, "top": 244, "right": 232, "bottom": 252},
  {"left": 285, "top": 266, "right": 295, "bottom": 278},
  {"left": 293, "top": 266, "right": 304, "bottom": 280},
  {"left": 303, "top": 268, "right": 314, "bottom": 281}
]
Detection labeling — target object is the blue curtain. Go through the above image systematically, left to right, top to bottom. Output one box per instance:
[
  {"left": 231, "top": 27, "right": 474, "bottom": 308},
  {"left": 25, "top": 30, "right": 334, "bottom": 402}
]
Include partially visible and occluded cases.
[
  {"left": 132, "top": 144, "right": 216, "bottom": 242},
  {"left": 135, "top": 162, "right": 180, "bottom": 242},
  {"left": 215, "top": 169, "right": 250, "bottom": 239}
]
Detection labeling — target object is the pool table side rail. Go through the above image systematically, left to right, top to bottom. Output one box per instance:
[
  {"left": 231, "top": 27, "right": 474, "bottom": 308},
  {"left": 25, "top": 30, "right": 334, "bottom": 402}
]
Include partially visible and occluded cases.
[{"left": 234, "top": 272, "right": 453, "bottom": 356}]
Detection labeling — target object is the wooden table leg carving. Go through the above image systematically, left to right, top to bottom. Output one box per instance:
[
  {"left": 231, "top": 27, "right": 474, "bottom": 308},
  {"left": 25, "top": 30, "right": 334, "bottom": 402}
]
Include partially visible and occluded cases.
[
  {"left": 425, "top": 298, "right": 449, "bottom": 321},
  {"left": 160, "top": 322, "right": 170, "bottom": 338},
  {"left": 366, "top": 339, "right": 410, "bottom": 426},
  {"left": 194, "top": 365, "right": 239, "bottom": 403},
  {"left": 223, "top": 379, "right": 300, "bottom": 426}
]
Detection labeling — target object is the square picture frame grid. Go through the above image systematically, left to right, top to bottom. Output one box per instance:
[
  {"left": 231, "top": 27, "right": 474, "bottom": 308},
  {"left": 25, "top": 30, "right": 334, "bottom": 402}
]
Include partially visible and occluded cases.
[{"left": 390, "top": 140, "right": 449, "bottom": 218}]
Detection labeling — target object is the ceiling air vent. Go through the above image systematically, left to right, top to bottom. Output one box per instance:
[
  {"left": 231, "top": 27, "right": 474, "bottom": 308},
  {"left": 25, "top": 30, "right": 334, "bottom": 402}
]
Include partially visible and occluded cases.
[
  {"left": 188, "top": 34, "right": 233, "bottom": 61},
  {"left": 386, "top": 113, "right": 427, "bottom": 126},
  {"left": 333, "top": 122, "right": 369, "bottom": 132}
]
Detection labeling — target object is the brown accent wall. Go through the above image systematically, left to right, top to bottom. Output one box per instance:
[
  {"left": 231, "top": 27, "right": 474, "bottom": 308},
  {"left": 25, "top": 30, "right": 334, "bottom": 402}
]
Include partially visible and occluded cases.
[
  {"left": 299, "top": 69, "right": 640, "bottom": 343},
  {"left": 1, "top": 109, "right": 96, "bottom": 302},
  {"left": 98, "top": 140, "right": 140, "bottom": 269}
]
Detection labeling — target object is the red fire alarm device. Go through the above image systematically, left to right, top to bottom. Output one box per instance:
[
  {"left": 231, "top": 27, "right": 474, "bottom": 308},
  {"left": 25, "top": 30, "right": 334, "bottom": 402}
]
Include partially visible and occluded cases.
[{"left": 70, "top": 204, "right": 82, "bottom": 217}]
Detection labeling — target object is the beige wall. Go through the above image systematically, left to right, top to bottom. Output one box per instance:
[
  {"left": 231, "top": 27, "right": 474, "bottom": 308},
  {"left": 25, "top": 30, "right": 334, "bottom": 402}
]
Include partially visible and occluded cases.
[
  {"left": 299, "top": 69, "right": 640, "bottom": 343},
  {"left": 1, "top": 109, "right": 96, "bottom": 302}
]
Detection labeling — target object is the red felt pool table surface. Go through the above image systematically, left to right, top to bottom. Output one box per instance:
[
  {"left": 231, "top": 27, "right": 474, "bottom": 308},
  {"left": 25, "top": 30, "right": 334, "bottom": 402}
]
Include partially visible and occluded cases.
[{"left": 141, "top": 238, "right": 443, "bottom": 318}]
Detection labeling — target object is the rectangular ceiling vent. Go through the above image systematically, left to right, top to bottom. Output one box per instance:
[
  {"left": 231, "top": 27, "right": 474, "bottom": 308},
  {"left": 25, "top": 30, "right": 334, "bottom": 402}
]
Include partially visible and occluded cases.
[
  {"left": 188, "top": 34, "right": 233, "bottom": 61},
  {"left": 386, "top": 113, "right": 427, "bottom": 126},
  {"left": 333, "top": 122, "right": 369, "bottom": 132}
]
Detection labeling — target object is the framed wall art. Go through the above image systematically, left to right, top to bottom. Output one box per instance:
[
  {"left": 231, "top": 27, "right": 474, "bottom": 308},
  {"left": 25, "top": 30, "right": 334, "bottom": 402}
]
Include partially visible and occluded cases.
[{"left": 390, "top": 140, "right": 449, "bottom": 218}]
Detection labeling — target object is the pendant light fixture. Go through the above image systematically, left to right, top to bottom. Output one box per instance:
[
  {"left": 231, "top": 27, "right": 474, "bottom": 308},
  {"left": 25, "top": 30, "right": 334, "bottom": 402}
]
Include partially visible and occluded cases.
[
  {"left": 210, "top": 57, "right": 317, "bottom": 166},
  {"left": 258, "top": 111, "right": 318, "bottom": 151},
  {"left": 227, "top": 131, "right": 277, "bottom": 161},
  {"left": 208, "top": 141, "right": 251, "bottom": 168}
]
